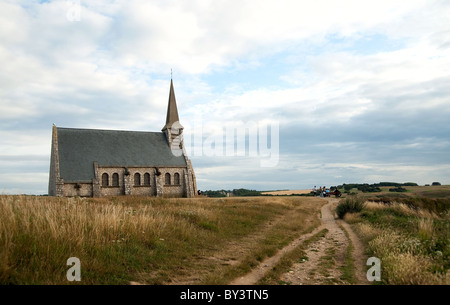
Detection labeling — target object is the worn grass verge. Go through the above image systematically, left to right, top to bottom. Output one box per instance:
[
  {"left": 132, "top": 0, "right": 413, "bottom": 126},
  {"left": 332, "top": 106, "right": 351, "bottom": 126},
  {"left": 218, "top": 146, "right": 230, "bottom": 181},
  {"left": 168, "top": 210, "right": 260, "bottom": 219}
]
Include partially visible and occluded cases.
[
  {"left": 198, "top": 198, "right": 324, "bottom": 284},
  {"left": 337, "top": 223, "right": 357, "bottom": 284},
  {"left": 256, "top": 229, "right": 328, "bottom": 285}
]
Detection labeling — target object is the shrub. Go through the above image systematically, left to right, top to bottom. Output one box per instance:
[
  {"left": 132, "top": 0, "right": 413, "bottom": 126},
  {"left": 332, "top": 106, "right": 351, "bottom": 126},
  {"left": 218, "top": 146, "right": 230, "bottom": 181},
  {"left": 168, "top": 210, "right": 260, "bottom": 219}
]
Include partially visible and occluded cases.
[
  {"left": 358, "top": 184, "right": 382, "bottom": 193},
  {"left": 389, "top": 186, "right": 407, "bottom": 192},
  {"left": 232, "top": 189, "right": 262, "bottom": 196},
  {"left": 336, "top": 197, "right": 366, "bottom": 219}
]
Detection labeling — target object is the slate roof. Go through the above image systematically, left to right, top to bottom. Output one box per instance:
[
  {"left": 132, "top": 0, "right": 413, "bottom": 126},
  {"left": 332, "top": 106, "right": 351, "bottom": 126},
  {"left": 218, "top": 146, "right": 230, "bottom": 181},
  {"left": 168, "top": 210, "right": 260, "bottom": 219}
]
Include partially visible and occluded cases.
[{"left": 57, "top": 127, "right": 187, "bottom": 182}]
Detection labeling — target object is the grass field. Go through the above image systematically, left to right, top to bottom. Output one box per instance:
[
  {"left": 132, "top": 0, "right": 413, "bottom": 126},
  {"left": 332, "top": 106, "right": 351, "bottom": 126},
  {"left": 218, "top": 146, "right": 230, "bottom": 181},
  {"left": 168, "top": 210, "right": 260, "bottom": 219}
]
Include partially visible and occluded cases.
[
  {"left": 341, "top": 184, "right": 450, "bottom": 200},
  {"left": 1, "top": 185, "right": 448, "bottom": 285},
  {"left": 0, "top": 195, "right": 324, "bottom": 284}
]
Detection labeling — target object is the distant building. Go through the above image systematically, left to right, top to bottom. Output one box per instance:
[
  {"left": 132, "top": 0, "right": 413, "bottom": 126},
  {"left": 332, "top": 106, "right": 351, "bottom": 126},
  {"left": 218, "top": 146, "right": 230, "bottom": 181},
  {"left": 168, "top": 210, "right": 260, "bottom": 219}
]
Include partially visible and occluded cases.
[{"left": 48, "top": 80, "right": 197, "bottom": 197}]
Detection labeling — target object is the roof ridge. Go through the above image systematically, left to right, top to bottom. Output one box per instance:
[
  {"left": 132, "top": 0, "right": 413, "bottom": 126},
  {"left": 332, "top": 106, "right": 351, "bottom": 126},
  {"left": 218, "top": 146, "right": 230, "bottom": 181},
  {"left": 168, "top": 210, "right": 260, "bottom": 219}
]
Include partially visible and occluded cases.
[{"left": 56, "top": 126, "right": 163, "bottom": 134}]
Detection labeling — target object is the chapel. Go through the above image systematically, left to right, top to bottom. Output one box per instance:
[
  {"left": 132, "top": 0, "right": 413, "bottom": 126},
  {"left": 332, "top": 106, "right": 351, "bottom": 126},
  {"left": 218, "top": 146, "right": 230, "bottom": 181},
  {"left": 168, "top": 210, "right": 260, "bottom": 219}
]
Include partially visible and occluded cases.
[{"left": 48, "top": 79, "right": 197, "bottom": 197}]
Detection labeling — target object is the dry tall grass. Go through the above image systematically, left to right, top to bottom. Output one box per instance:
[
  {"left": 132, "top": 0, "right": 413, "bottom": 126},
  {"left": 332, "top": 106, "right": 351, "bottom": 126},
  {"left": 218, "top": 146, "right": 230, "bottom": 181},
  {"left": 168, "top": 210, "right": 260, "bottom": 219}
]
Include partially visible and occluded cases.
[
  {"left": 0, "top": 195, "right": 323, "bottom": 284},
  {"left": 0, "top": 195, "right": 190, "bottom": 283},
  {"left": 348, "top": 199, "right": 449, "bottom": 285},
  {"left": 417, "top": 217, "right": 434, "bottom": 241}
]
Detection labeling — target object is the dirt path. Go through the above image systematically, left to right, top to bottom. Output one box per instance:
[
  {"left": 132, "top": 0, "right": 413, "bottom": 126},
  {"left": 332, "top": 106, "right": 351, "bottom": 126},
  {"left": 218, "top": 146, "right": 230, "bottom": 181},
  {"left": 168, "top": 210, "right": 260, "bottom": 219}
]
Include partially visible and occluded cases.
[{"left": 230, "top": 198, "right": 369, "bottom": 285}]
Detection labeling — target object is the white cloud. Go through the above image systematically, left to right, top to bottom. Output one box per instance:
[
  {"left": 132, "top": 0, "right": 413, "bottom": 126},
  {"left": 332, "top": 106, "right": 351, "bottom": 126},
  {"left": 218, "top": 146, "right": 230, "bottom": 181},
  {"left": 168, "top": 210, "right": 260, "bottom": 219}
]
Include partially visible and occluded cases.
[
  {"left": 1, "top": 0, "right": 450, "bottom": 193},
  {"left": 63, "top": 0, "right": 445, "bottom": 74},
  {"left": 0, "top": 130, "right": 50, "bottom": 156}
]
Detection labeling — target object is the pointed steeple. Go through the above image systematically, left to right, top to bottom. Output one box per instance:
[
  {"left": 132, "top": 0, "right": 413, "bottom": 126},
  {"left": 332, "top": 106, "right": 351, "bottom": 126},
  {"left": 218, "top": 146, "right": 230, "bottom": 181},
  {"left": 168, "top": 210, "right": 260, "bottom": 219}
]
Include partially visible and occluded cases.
[{"left": 162, "top": 79, "right": 180, "bottom": 131}]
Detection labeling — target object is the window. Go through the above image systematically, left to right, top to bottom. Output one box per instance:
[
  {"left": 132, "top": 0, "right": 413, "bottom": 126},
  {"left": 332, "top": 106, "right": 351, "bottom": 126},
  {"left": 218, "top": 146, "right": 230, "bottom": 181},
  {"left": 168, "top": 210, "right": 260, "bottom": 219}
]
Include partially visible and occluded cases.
[
  {"left": 102, "top": 173, "right": 109, "bottom": 186},
  {"left": 112, "top": 173, "right": 119, "bottom": 187},
  {"left": 134, "top": 173, "right": 141, "bottom": 186},
  {"left": 144, "top": 173, "right": 150, "bottom": 186},
  {"left": 165, "top": 173, "right": 171, "bottom": 185},
  {"left": 174, "top": 173, "right": 180, "bottom": 185}
]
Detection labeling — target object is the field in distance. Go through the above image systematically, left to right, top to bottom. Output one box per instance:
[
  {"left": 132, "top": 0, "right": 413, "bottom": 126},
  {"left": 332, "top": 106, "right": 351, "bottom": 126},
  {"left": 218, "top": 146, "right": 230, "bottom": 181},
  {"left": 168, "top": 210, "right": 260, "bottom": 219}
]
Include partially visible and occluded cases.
[
  {"left": 262, "top": 184, "right": 450, "bottom": 199},
  {"left": 261, "top": 189, "right": 312, "bottom": 196}
]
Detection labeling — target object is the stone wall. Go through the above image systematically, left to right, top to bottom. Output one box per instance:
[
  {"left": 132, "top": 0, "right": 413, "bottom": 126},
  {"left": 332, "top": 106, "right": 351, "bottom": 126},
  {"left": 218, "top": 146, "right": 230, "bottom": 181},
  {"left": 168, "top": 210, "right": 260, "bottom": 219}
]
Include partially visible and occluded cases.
[
  {"left": 48, "top": 124, "right": 60, "bottom": 196},
  {"left": 54, "top": 165, "right": 190, "bottom": 197},
  {"left": 96, "top": 166, "right": 186, "bottom": 197},
  {"left": 98, "top": 167, "right": 125, "bottom": 196},
  {"left": 127, "top": 167, "right": 157, "bottom": 196},
  {"left": 159, "top": 167, "right": 185, "bottom": 197},
  {"left": 56, "top": 178, "right": 64, "bottom": 197},
  {"left": 62, "top": 182, "right": 93, "bottom": 197},
  {"left": 162, "top": 185, "right": 184, "bottom": 197}
]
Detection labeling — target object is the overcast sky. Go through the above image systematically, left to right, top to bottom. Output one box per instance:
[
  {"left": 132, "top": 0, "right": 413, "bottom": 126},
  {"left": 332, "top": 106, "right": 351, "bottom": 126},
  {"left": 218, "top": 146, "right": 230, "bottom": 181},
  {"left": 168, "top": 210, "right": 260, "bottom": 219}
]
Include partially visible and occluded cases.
[{"left": 1, "top": 0, "right": 450, "bottom": 194}]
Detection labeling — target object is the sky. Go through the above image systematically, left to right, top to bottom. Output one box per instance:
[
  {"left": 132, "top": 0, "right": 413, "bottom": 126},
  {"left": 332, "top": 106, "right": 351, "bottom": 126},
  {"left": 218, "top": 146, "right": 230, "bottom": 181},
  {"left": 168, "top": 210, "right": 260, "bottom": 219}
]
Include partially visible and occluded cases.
[{"left": 1, "top": 0, "right": 450, "bottom": 194}]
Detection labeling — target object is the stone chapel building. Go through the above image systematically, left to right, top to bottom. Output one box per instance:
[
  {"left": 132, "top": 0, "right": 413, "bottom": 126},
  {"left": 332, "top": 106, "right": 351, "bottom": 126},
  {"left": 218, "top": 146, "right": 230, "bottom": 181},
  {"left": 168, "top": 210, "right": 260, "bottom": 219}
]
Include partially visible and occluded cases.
[{"left": 48, "top": 80, "right": 197, "bottom": 197}]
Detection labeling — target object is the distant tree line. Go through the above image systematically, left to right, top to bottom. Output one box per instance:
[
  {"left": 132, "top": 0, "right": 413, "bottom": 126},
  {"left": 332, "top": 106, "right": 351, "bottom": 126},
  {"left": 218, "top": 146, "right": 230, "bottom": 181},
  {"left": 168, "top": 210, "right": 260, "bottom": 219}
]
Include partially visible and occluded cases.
[
  {"left": 201, "top": 182, "right": 441, "bottom": 198},
  {"left": 336, "top": 182, "right": 419, "bottom": 193},
  {"left": 388, "top": 186, "right": 408, "bottom": 192},
  {"left": 201, "top": 188, "right": 262, "bottom": 197},
  {"left": 232, "top": 188, "right": 262, "bottom": 196},
  {"left": 200, "top": 190, "right": 228, "bottom": 197}
]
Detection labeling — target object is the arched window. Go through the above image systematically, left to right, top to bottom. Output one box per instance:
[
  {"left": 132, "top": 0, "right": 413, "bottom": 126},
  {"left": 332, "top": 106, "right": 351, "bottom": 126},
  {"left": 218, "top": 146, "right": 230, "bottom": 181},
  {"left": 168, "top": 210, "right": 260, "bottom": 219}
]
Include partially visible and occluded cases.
[
  {"left": 102, "top": 173, "right": 109, "bottom": 186},
  {"left": 112, "top": 173, "right": 119, "bottom": 187},
  {"left": 134, "top": 173, "right": 141, "bottom": 186},
  {"left": 144, "top": 173, "right": 150, "bottom": 186},
  {"left": 165, "top": 173, "right": 171, "bottom": 185},
  {"left": 174, "top": 173, "right": 180, "bottom": 185}
]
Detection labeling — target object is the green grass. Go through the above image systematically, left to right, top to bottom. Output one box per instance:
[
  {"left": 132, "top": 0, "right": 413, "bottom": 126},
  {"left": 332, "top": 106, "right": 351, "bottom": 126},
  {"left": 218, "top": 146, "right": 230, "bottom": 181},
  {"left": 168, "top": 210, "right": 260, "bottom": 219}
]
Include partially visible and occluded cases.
[
  {"left": 336, "top": 196, "right": 366, "bottom": 219},
  {"left": 338, "top": 224, "right": 357, "bottom": 284},
  {"left": 317, "top": 246, "right": 336, "bottom": 278}
]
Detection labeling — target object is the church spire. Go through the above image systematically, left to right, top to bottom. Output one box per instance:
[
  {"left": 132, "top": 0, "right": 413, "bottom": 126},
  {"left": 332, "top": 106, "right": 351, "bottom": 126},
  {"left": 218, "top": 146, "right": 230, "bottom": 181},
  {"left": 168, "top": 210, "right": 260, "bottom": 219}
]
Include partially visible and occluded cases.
[{"left": 162, "top": 78, "right": 180, "bottom": 131}]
